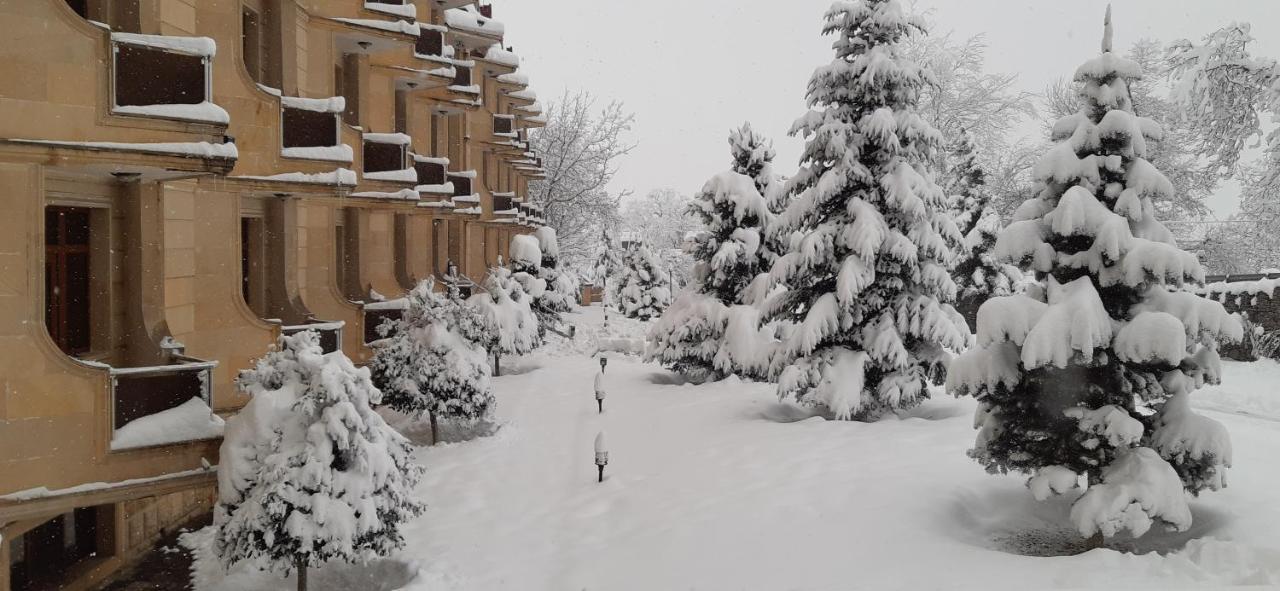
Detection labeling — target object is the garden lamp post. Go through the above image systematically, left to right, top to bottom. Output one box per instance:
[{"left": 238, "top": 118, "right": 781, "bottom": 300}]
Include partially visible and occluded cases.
[{"left": 595, "top": 431, "right": 609, "bottom": 483}]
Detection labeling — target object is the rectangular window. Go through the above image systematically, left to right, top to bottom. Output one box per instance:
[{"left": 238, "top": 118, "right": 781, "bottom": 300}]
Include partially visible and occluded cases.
[
  {"left": 242, "top": 5, "right": 263, "bottom": 83},
  {"left": 339, "top": 53, "right": 361, "bottom": 126},
  {"left": 394, "top": 89, "right": 408, "bottom": 134},
  {"left": 45, "top": 207, "right": 92, "bottom": 356},
  {"left": 240, "top": 216, "right": 266, "bottom": 317},
  {"left": 433, "top": 219, "right": 448, "bottom": 276},
  {"left": 448, "top": 219, "right": 462, "bottom": 271},
  {"left": 334, "top": 222, "right": 347, "bottom": 298},
  {"left": 8, "top": 505, "right": 112, "bottom": 590}
]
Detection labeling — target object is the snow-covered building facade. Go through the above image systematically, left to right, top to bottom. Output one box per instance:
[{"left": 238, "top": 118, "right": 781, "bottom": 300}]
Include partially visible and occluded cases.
[{"left": 0, "top": 1, "right": 545, "bottom": 589}]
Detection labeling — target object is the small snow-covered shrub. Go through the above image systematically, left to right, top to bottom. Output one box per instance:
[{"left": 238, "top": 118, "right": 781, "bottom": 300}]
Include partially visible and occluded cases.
[
  {"left": 470, "top": 266, "right": 540, "bottom": 357},
  {"left": 369, "top": 281, "right": 494, "bottom": 441},
  {"left": 215, "top": 331, "right": 424, "bottom": 584}
]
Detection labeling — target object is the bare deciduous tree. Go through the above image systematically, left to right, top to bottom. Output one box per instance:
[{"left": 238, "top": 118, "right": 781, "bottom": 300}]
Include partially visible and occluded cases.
[{"left": 529, "top": 90, "right": 636, "bottom": 271}]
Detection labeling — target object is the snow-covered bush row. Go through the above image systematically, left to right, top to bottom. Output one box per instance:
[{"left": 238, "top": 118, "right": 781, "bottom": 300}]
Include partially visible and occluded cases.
[{"left": 948, "top": 10, "right": 1243, "bottom": 541}]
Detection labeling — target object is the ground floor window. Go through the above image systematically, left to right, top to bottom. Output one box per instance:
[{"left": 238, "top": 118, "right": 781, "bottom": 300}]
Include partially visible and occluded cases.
[
  {"left": 45, "top": 206, "right": 91, "bottom": 356},
  {"left": 8, "top": 505, "right": 113, "bottom": 591}
]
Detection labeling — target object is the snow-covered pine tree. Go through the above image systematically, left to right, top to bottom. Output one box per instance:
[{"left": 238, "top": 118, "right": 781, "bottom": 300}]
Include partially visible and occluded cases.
[
  {"left": 766, "top": 0, "right": 968, "bottom": 420},
  {"left": 947, "top": 9, "right": 1244, "bottom": 542},
  {"left": 729, "top": 122, "right": 792, "bottom": 264},
  {"left": 946, "top": 127, "right": 1023, "bottom": 327},
  {"left": 947, "top": 127, "right": 986, "bottom": 237},
  {"left": 647, "top": 168, "right": 772, "bottom": 381},
  {"left": 594, "top": 227, "right": 624, "bottom": 301},
  {"left": 616, "top": 241, "right": 673, "bottom": 320},
  {"left": 369, "top": 280, "right": 494, "bottom": 444},
  {"left": 215, "top": 332, "right": 424, "bottom": 590}
]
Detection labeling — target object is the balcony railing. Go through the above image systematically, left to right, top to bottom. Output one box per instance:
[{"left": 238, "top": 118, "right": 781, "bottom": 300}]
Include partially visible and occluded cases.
[
  {"left": 416, "top": 28, "right": 445, "bottom": 58},
  {"left": 111, "top": 33, "right": 222, "bottom": 123},
  {"left": 454, "top": 65, "right": 472, "bottom": 87},
  {"left": 283, "top": 107, "right": 340, "bottom": 151},
  {"left": 493, "top": 115, "right": 514, "bottom": 135},
  {"left": 364, "top": 140, "right": 407, "bottom": 174},
  {"left": 414, "top": 158, "right": 447, "bottom": 186},
  {"left": 448, "top": 172, "right": 473, "bottom": 198},
  {"left": 363, "top": 300, "right": 408, "bottom": 344},
  {"left": 281, "top": 320, "right": 345, "bottom": 354},
  {"left": 110, "top": 355, "right": 216, "bottom": 432}
]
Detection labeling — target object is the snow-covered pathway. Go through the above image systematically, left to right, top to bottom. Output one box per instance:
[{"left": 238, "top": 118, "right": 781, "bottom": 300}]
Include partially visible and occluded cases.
[{"left": 190, "top": 306, "right": 1280, "bottom": 590}]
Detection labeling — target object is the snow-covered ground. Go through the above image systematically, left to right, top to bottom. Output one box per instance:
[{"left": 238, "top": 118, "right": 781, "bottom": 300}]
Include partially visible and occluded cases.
[{"left": 187, "top": 305, "right": 1280, "bottom": 590}]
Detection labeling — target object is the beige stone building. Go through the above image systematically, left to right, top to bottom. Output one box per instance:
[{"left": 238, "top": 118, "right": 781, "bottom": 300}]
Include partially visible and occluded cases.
[{"left": 0, "top": 1, "right": 546, "bottom": 588}]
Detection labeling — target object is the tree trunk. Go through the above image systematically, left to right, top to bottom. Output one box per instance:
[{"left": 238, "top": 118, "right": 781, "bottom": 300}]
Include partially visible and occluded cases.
[
  {"left": 493, "top": 350, "right": 501, "bottom": 376},
  {"left": 430, "top": 410, "right": 439, "bottom": 446},
  {"left": 1085, "top": 531, "right": 1105, "bottom": 552},
  {"left": 296, "top": 557, "right": 307, "bottom": 591}
]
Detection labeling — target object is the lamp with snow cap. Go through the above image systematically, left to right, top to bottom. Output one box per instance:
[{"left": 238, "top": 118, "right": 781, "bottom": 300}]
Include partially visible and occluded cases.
[
  {"left": 594, "top": 371, "right": 606, "bottom": 413},
  {"left": 595, "top": 431, "right": 608, "bottom": 483}
]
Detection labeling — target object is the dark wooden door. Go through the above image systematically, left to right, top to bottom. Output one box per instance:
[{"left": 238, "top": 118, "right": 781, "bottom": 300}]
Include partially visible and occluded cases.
[{"left": 45, "top": 207, "right": 92, "bottom": 355}]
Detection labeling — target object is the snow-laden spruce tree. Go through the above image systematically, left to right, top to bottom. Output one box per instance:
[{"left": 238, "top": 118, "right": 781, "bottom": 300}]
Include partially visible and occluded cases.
[
  {"left": 766, "top": 0, "right": 968, "bottom": 420},
  {"left": 947, "top": 10, "right": 1244, "bottom": 542},
  {"left": 729, "top": 122, "right": 786, "bottom": 215},
  {"left": 947, "top": 127, "right": 1022, "bottom": 327},
  {"left": 647, "top": 166, "right": 772, "bottom": 381},
  {"left": 594, "top": 227, "right": 624, "bottom": 300},
  {"left": 616, "top": 241, "right": 672, "bottom": 320},
  {"left": 369, "top": 280, "right": 493, "bottom": 444},
  {"left": 215, "top": 331, "right": 423, "bottom": 590}
]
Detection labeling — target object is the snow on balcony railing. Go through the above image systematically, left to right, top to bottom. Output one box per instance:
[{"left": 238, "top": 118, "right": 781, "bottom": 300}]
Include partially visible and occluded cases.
[
  {"left": 364, "top": 0, "right": 417, "bottom": 20},
  {"left": 444, "top": 7, "right": 505, "bottom": 39},
  {"left": 332, "top": 17, "right": 420, "bottom": 37},
  {"left": 110, "top": 32, "right": 228, "bottom": 124},
  {"left": 482, "top": 44, "right": 519, "bottom": 68},
  {"left": 496, "top": 71, "right": 528, "bottom": 86},
  {"left": 11, "top": 139, "right": 237, "bottom": 160},
  {"left": 231, "top": 168, "right": 358, "bottom": 186},
  {"left": 351, "top": 189, "right": 421, "bottom": 201},
  {"left": 279, "top": 320, "right": 345, "bottom": 354},
  {"left": 107, "top": 355, "right": 220, "bottom": 451}
]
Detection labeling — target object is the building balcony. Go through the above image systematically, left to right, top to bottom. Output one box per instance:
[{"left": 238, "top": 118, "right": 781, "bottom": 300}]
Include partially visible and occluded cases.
[
  {"left": 444, "top": 7, "right": 504, "bottom": 46},
  {"left": 110, "top": 32, "right": 228, "bottom": 126},
  {"left": 279, "top": 96, "right": 351, "bottom": 163},
  {"left": 362, "top": 133, "right": 416, "bottom": 183},
  {"left": 362, "top": 299, "right": 406, "bottom": 344},
  {"left": 279, "top": 320, "right": 345, "bottom": 354},
  {"left": 106, "top": 353, "right": 221, "bottom": 452}
]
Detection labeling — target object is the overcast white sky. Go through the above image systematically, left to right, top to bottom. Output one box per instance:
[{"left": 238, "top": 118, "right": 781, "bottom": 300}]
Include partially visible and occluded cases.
[{"left": 498, "top": 0, "right": 1280, "bottom": 218}]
